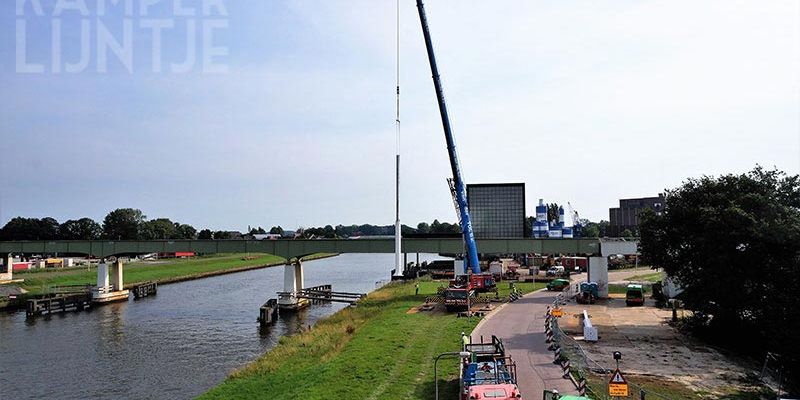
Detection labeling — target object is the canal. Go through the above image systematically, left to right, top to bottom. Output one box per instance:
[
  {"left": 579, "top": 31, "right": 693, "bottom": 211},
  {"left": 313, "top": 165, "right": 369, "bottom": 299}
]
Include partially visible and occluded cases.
[{"left": 0, "top": 253, "right": 449, "bottom": 399}]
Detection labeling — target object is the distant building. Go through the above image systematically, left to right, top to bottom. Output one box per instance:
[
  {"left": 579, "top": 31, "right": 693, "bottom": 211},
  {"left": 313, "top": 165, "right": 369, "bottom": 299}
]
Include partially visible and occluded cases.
[
  {"left": 466, "top": 183, "right": 526, "bottom": 238},
  {"left": 608, "top": 195, "right": 665, "bottom": 236}
]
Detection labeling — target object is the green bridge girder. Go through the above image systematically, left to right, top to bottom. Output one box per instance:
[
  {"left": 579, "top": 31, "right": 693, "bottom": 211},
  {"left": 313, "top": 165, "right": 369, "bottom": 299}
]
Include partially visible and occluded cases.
[{"left": 0, "top": 238, "right": 601, "bottom": 259}]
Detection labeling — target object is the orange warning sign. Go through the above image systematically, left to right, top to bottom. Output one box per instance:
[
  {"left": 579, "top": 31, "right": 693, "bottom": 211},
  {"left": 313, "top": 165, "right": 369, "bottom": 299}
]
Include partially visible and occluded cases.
[
  {"left": 551, "top": 308, "right": 564, "bottom": 317},
  {"left": 608, "top": 369, "right": 628, "bottom": 397},
  {"left": 609, "top": 383, "right": 628, "bottom": 397}
]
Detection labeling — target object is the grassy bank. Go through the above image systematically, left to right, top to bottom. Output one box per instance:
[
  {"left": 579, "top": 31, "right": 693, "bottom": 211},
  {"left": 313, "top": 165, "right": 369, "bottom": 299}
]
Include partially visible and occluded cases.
[
  {"left": 13, "top": 253, "right": 336, "bottom": 296},
  {"left": 201, "top": 279, "right": 542, "bottom": 400}
]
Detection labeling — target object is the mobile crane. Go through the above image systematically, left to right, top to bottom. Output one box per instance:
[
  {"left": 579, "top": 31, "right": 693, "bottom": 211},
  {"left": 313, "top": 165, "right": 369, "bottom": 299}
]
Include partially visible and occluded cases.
[
  {"left": 416, "top": 0, "right": 496, "bottom": 311},
  {"left": 416, "top": 0, "right": 480, "bottom": 275}
]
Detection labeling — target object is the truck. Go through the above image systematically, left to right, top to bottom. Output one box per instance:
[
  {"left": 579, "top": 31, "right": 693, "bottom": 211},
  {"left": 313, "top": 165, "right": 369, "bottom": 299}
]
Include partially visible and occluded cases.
[
  {"left": 444, "top": 274, "right": 496, "bottom": 311},
  {"left": 461, "top": 335, "right": 524, "bottom": 400}
]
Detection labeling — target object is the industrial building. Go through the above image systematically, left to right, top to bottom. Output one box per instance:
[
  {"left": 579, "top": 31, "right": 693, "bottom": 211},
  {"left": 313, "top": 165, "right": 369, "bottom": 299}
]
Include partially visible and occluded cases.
[
  {"left": 466, "top": 183, "right": 526, "bottom": 238},
  {"left": 608, "top": 194, "right": 665, "bottom": 236}
]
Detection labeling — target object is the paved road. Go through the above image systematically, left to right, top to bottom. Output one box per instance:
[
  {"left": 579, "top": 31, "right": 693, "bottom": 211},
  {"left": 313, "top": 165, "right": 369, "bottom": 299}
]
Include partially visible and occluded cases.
[
  {"left": 470, "top": 268, "right": 655, "bottom": 399},
  {"left": 471, "top": 288, "right": 576, "bottom": 399}
]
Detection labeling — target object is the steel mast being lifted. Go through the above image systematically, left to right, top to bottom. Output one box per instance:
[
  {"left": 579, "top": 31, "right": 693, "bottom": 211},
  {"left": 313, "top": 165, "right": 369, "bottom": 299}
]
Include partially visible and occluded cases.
[{"left": 415, "top": 0, "right": 480, "bottom": 274}]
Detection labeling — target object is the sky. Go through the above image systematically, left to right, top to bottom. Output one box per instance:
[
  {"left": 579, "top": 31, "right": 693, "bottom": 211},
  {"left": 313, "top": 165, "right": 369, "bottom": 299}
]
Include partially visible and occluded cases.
[{"left": 0, "top": 0, "right": 798, "bottom": 231}]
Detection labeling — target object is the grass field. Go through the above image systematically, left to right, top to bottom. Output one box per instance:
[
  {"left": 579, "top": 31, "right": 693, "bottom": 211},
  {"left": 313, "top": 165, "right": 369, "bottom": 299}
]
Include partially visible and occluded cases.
[
  {"left": 14, "top": 253, "right": 334, "bottom": 296},
  {"left": 626, "top": 270, "right": 664, "bottom": 283},
  {"left": 201, "top": 279, "right": 544, "bottom": 400}
]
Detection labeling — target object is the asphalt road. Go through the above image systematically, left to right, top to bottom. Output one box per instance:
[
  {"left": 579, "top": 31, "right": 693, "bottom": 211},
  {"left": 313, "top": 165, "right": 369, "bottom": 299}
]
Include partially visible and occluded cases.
[
  {"left": 471, "top": 268, "right": 655, "bottom": 399},
  {"left": 471, "top": 288, "right": 576, "bottom": 399}
]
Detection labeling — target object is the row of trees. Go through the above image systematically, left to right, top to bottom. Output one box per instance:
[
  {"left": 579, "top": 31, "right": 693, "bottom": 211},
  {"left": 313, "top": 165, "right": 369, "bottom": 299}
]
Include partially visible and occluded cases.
[
  {"left": 639, "top": 166, "right": 800, "bottom": 386},
  {"left": 0, "top": 209, "right": 198, "bottom": 241},
  {"left": 1, "top": 210, "right": 615, "bottom": 241}
]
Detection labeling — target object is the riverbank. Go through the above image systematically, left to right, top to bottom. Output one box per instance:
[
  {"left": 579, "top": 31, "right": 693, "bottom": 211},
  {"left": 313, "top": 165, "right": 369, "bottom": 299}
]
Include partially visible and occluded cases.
[
  {"left": 1, "top": 252, "right": 337, "bottom": 309},
  {"left": 201, "top": 279, "right": 542, "bottom": 399}
]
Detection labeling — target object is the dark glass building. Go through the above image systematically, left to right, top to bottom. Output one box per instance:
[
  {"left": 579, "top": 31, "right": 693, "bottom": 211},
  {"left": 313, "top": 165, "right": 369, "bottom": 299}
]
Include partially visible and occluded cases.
[
  {"left": 466, "top": 183, "right": 526, "bottom": 238},
  {"left": 608, "top": 194, "right": 665, "bottom": 236}
]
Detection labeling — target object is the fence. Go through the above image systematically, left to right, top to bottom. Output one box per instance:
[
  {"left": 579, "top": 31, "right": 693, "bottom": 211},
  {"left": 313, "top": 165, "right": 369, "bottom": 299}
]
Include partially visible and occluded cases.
[{"left": 545, "top": 291, "right": 676, "bottom": 400}]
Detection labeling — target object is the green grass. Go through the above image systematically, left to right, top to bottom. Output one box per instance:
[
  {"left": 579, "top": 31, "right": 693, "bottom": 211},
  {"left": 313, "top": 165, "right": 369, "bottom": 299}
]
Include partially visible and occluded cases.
[
  {"left": 14, "top": 253, "right": 334, "bottom": 296},
  {"left": 626, "top": 270, "right": 664, "bottom": 283},
  {"left": 201, "top": 279, "right": 544, "bottom": 400}
]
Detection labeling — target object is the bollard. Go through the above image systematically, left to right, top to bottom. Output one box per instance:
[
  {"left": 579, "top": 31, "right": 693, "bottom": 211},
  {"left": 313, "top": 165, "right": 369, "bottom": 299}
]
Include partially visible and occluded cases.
[
  {"left": 562, "top": 360, "right": 571, "bottom": 378},
  {"left": 578, "top": 378, "right": 587, "bottom": 395}
]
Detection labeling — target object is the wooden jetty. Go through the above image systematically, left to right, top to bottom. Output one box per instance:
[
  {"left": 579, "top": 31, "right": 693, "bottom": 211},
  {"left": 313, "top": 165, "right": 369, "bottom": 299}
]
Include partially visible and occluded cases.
[
  {"left": 131, "top": 282, "right": 157, "bottom": 299},
  {"left": 26, "top": 293, "right": 93, "bottom": 318}
]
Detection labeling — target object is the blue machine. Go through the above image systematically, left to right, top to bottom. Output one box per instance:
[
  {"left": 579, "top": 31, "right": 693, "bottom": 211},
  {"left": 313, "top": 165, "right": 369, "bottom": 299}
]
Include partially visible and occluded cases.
[{"left": 416, "top": 0, "right": 480, "bottom": 274}]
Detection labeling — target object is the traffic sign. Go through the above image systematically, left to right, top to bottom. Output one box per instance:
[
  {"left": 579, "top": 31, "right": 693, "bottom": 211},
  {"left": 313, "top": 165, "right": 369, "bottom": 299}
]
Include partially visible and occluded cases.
[
  {"left": 551, "top": 308, "right": 564, "bottom": 317},
  {"left": 608, "top": 369, "right": 628, "bottom": 397},
  {"left": 610, "top": 369, "right": 627, "bottom": 384},
  {"left": 609, "top": 383, "right": 628, "bottom": 397}
]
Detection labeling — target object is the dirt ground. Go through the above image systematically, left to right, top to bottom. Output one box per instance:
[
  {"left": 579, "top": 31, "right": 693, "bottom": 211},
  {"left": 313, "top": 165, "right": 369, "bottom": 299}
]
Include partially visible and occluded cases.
[{"left": 558, "top": 294, "right": 765, "bottom": 397}]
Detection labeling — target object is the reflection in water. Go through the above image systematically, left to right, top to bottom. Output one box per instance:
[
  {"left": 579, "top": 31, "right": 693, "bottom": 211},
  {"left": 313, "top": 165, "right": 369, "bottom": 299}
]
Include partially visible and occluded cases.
[{"left": 0, "top": 253, "right": 448, "bottom": 400}]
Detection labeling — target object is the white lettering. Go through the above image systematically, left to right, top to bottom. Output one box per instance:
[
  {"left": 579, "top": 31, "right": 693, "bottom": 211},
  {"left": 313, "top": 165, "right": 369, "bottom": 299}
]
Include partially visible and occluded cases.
[
  {"left": 16, "top": 0, "right": 43, "bottom": 16},
  {"left": 54, "top": 0, "right": 90, "bottom": 16},
  {"left": 97, "top": 0, "right": 134, "bottom": 17},
  {"left": 139, "top": 0, "right": 162, "bottom": 16},
  {"left": 173, "top": 0, "right": 195, "bottom": 16},
  {"left": 203, "top": 0, "right": 227, "bottom": 17},
  {"left": 97, "top": 19, "right": 133, "bottom": 73},
  {"left": 141, "top": 19, "right": 174, "bottom": 72},
  {"left": 171, "top": 19, "right": 196, "bottom": 73},
  {"left": 203, "top": 19, "right": 228, "bottom": 73},
  {"left": 16, "top": 20, "right": 44, "bottom": 73},
  {"left": 66, "top": 20, "right": 92, "bottom": 73}
]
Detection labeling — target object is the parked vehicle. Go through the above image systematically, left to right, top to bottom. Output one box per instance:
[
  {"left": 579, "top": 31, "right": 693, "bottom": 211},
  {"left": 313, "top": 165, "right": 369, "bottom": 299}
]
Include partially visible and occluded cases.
[
  {"left": 545, "top": 266, "right": 565, "bottom": 277},
  {"left": 444, "top": 274, "right": 496, "bottom": 311},
  {"left": 546, "top": 278, "right": 570, "bottom": 291},
  {"left": 625, "top": 284, "right": 645, "bottom": 306},
  {"left": 462, "top": 335, "right": 524, "bottom": 400}
]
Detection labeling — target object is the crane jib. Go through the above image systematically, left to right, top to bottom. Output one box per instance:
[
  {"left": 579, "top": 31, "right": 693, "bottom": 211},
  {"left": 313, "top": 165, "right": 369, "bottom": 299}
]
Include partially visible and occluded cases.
[{"left": 416, "top": 0, "right": 481, "bottom": 274}]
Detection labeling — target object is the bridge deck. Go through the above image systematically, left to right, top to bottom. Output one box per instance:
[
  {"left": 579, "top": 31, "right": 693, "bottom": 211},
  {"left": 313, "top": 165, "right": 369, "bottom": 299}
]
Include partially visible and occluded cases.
[{"left": 0, "top": 238, "right": 602, "bottom": 258}]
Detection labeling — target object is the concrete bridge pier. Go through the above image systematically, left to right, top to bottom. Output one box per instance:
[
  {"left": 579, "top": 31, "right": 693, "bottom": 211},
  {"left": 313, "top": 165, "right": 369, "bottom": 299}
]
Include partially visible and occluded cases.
[
  {"left": 1, "top": 254, "right": 13, "bottom": 281},
  {"left": 588, "top": 256, "right": 609, "bottom": 298},
  {"left": 92, "top": 259, "right": 129, "bottom": 303},
  {"left": 278, "top": 260, "right": 309, "bottom": 311}
]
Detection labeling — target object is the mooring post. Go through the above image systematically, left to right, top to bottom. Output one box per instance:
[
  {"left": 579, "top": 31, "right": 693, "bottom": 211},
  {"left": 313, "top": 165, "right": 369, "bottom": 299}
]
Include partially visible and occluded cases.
[{"left": 294, "top": 260, "right": 304, "bottom": 293}]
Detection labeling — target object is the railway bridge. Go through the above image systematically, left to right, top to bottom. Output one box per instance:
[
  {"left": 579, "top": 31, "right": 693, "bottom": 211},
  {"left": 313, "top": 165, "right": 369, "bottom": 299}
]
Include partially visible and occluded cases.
[{"left": 0, "top": 238, "right": 634, "bottom": 306}]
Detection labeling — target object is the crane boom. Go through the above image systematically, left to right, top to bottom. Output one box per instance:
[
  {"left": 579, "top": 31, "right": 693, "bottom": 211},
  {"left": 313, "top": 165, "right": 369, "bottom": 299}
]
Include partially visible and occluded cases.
[{"left": 416, "top": 0, "right": 480, "bottom": 274}]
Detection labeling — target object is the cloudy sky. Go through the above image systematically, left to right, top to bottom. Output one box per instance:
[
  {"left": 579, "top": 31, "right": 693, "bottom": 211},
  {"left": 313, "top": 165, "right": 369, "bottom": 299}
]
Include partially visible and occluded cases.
[{"left": 1, "top": 0, "right": 798, "bottom": 231}]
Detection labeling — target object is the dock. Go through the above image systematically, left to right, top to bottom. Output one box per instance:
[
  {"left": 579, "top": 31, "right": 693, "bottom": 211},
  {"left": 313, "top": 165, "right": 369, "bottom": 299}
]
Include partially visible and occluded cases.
[{"left": 26, "top": 293, "right": 93, "bottom": 318}]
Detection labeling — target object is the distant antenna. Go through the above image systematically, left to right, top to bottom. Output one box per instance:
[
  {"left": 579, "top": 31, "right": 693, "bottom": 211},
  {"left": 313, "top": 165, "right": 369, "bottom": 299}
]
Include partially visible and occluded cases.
[{"left": 393, "top": 0, "right": 403, "bottom": 277}]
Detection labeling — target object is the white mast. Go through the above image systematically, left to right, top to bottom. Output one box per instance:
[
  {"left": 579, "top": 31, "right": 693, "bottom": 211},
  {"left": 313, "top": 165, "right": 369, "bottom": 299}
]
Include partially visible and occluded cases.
[{"left": 393, "top": 0, "right": 403, "bottom": 277}]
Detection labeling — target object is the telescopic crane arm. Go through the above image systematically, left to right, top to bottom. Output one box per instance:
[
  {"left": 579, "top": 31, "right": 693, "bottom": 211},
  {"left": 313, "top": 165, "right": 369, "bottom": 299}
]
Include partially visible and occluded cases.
[{"left": 416, "top": 0, "right": 481, "bottom": 274}]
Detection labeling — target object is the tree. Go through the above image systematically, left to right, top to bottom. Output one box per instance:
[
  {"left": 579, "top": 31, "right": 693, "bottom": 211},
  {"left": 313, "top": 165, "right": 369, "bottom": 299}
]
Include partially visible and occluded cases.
[
  {"left": 639, "top": 167, "right": 800, "bottom": 379},
  {"left": 103, "top": 208, "right": 145, "bottom": 240},
  {"left": 1, "top": 217, "right": 55, "bottom": 240},
  {"left": 59, "top": 218, "right": 102, "bottom": 240},
  {"left": 139, "top": 218, "right": 178, "bottom": 240},
  {"left": 417, "top": 222, "right": 430, "bottom": 234},
  {"left": 581, "top": 222, "right": 600, "bottom": 238},
  {"left": 177, "top": 224, "right": 197, "bottom": 239},
  {"left": 270, "top": 226, "right": 284, "bottom": 235},
  {"left": 620, "top": 228, "right": 634, "bottom": 238},
  {"left": 198, "top": 229, "right": 213, "bottom": 239},
  {"left": 213, "top": 230, "right": 231, "bottom": 240}
]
